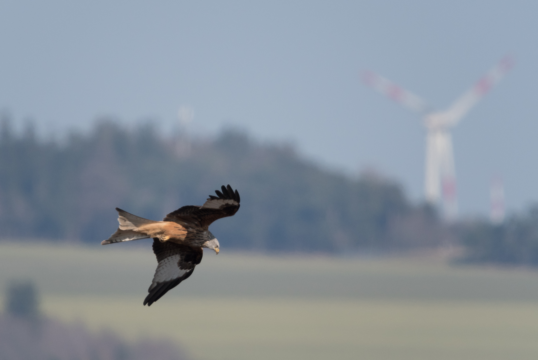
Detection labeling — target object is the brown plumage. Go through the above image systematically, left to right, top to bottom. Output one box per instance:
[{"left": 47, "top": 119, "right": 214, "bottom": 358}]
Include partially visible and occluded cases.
[{"left": 101, "top": 185, "right": 240, "bottom": 306}]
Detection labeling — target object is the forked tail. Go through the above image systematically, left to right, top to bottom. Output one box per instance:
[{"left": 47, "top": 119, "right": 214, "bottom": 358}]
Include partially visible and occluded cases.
[{"left": 101, "top": 208, "right": 157, "bottom": 245}]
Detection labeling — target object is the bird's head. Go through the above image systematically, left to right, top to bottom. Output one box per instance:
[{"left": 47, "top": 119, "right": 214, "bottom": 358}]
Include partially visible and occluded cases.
[{"left": 202, "top": 237, "right": 220, "bottom": 254}]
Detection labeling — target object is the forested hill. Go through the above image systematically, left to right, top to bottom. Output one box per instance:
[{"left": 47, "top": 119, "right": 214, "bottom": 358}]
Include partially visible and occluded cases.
[{"left": 0, "top": 120, "right": 450, "bottom": 252}]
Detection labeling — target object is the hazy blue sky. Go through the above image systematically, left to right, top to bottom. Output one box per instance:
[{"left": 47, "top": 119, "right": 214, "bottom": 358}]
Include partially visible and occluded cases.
[{"left": 0, "top": 1, "right": 536, "bottom": 216}]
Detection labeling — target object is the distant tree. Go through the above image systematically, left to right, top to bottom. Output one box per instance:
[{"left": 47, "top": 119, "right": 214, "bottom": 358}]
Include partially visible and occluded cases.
[{"left": 5, "top": 280, "right": 40, "bottom": 318}]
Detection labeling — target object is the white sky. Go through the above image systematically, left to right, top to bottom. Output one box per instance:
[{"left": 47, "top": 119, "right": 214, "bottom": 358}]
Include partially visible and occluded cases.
[{"left": 0, "top": 0, "right": 536, "bottom": 216}]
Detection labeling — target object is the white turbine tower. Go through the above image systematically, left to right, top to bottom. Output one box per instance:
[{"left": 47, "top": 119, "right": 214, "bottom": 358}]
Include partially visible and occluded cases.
[
  {"left": 362, "top": 57, "right": 513, "bottom": 220},
  {"left": 490, "top": 176, "right": 505, "bottom": 224}
]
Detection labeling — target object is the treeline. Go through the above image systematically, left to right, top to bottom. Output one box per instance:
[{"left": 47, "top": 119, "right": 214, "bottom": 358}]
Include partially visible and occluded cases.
[
  {"left": 0, "top": 118, "right": 452, "bottom": 253},
  {"left": 459, "top": 206, "right": 538, "bottom": 266},
  {"left": 1, "top": 281, "right": 188, "bottom": 360}
]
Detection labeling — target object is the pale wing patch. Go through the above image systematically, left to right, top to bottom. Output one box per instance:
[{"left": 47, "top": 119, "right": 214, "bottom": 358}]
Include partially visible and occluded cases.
[
  {"left": 201, "top": 198, "right": 238, "bottom": 209},
  {"left": 149, "top": 255, "right": 190, "bottom": 291}
]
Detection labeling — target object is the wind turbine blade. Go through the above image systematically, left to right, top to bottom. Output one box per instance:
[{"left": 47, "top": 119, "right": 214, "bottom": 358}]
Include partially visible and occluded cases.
[
  {"left": 443, "top": 56, "right": 514, "bottom": 126},
  {"left": 361, "top": 71, "right": 430, "bottom": 114}
]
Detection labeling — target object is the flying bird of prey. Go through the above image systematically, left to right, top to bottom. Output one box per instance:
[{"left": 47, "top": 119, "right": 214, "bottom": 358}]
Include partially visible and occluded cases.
[{"left": 101, "top": 185, "right": 240, "bottom": 306}]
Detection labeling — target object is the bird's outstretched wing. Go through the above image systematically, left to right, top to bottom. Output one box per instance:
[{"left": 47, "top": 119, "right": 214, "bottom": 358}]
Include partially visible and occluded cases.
[
  {"left": 164, "top": 184, "right": 240, "bottom": 228},
  {"left": 144, "top": 239, "right": 203, "bottom": 306}
]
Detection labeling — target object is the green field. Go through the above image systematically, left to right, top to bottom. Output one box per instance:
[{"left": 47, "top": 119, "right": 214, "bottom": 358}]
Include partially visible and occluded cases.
[{"left": 2, "top": 243, "right": 538, "bottom": 360}]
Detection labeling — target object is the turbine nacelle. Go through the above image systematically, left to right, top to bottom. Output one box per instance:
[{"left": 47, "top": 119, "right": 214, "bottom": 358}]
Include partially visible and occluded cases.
[{"left": 423, "top": 112, "right": 457, "bottom": 130}]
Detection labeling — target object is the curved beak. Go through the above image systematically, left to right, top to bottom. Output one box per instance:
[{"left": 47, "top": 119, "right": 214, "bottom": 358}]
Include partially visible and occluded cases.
[{"left": 214, "top": 248, "right": 219, "bottom": 255}]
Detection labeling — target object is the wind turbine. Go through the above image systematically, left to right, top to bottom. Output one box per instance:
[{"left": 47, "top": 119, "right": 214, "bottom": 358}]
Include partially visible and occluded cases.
[{"left": 362, "top": 57, "right": 513, "bottom": 220}]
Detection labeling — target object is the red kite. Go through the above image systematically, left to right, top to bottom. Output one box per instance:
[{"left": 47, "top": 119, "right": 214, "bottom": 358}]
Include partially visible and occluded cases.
[{"left": 102, "top": 185, "right": 240, "bottom": 306}]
